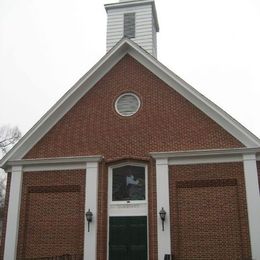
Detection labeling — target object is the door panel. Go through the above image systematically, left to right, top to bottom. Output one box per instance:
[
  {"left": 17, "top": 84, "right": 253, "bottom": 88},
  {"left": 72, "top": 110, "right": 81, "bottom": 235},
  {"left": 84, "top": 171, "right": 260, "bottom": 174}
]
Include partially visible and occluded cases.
[{"left": 109, "top": 216, "right": 147, "bottom": 260}]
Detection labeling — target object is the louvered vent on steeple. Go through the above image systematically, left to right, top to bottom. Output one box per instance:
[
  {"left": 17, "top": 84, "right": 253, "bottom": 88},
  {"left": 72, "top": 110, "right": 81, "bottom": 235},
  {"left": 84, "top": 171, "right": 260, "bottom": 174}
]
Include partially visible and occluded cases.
[
  {"left": 105, "top": 0, "right": 159, "bottom": 58},
  {"left": 124, "top": 13, "right": 136, "bottom": 38}
]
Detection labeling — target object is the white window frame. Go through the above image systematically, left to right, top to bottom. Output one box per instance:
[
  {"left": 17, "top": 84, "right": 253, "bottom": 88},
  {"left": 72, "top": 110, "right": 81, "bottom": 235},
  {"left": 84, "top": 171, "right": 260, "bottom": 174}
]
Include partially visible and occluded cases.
[
  {"left": 115, "top": 93, "right": 141, "bottom": 117},
  {"left": 108, "top": 162, "right": 148, "bottom": 206}
]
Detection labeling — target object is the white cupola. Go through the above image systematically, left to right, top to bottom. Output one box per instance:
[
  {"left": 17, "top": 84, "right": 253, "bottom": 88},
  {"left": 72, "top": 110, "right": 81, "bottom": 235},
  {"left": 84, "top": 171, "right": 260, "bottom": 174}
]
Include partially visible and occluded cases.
[{"left": 105, "top": 0, "right": 159, "bottom": 57}]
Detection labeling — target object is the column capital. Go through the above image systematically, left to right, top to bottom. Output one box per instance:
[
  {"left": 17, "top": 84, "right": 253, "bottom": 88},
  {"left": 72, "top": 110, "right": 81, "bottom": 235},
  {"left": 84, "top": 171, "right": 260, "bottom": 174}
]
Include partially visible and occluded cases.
[
  {"left": 243, "top": 153, "right": 256, "bottom": 161},
  {"left": 155, "top": 158, "right": 168, "bottom": 166},
  {"left": 86, "top": 161, "right": 99, "bottom": 169},
  {"left": 11, "top": 165, "right": 23, "bottom": 173}
]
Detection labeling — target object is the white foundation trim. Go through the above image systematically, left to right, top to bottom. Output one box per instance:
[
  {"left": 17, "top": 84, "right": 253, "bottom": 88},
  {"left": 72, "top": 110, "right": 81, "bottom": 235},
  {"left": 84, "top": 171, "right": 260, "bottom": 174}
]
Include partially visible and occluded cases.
[
  {"left": 243, "top": 154, "right": 260, "bottom": 260},
  {"left": 155, "top": 158, "right": 171, "bottom": 259},
  {"left": 84, "top": 162, "right": 99, "bottom": 260},
  {"left": 4, "top": 166, "right": 23, "bottom": 260}
]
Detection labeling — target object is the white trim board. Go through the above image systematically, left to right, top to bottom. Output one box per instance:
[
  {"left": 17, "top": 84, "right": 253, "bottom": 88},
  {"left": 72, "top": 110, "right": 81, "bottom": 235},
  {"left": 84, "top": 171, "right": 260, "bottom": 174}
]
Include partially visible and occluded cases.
[
  {"left": 1, "top": 38, "right": 260, "bottom": 168},
  {"left": 151, "top": 147, "right": 260, "bottom": 165},
  {"left": 243, "top": 155, "right": 260, "bottom": 259},
  {"left": 4, "top": 156, "right": 103, "bottom": 172},
  {"left": 84, "top": 162, "right": 99, "bottom": 260}
]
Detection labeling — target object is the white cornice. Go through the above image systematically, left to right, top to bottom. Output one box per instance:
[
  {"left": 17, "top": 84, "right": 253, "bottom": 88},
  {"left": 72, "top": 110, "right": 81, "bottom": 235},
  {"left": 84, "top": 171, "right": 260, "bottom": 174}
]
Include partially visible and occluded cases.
[
  {"left": 1, "top": 38, "right": 260, "bottom": 168},
  {"left": 150, "top": 147, "right": 260, "bottom": 159},
  {"left": 150, "top": 148, "right": 260, "bottom": 165},
  {"left": 4, "top": 156, "right": 103, "bottom": 172}
]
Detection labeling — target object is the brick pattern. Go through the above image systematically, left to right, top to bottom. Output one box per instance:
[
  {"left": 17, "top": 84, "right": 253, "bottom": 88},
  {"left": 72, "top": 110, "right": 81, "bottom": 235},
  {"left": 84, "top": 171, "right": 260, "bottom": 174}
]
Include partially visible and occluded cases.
[
  {"left": 25, "top": 55, "right": 243, "bottom": 161},
  {"left": 147, "top": 160, "right": 158, "bottom": 260},
  {"left": 169, "top": 163, "right": 251, "bottom": 259},
  {"left": 16, "top": 170, "right": 85, "bottom": 259},
  {"left": 0, "top": 173, "right": 11, "bottom": 260}
]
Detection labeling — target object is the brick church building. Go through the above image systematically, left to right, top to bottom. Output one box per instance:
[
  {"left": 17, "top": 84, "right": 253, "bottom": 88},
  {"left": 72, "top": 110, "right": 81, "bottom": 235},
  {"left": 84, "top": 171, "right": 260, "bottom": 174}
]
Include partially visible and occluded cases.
[{"left": 1, "top": 0, "right": 260, "bottom": 259}]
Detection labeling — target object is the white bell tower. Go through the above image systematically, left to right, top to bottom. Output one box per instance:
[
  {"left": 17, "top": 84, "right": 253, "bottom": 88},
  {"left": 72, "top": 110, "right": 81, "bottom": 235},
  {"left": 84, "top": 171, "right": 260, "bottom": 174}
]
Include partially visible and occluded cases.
[{"left": 105, "top": 0, "right": 159, "bottom": 57}]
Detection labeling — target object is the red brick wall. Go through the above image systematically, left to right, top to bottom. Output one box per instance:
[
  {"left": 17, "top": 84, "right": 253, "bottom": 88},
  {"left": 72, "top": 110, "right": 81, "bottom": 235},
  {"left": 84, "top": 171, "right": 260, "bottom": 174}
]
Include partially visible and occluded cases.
[
  {"left": 6, "top": 55, "right": 247, "bottom": 259},
  {"left": 25, "top": 55, "right": 243, "bottom": 161},
  {"left": 147, "top": 160, "right": 158, "bottom": 260},
  {"left": 169, "top": 163, "right": 251, "bottom": 259},
  {"left": 16, "top": 170, "right": 85, "bottom": 259},
  {"left": 0, "top": 173, "right": 11, "bottom": 260}
]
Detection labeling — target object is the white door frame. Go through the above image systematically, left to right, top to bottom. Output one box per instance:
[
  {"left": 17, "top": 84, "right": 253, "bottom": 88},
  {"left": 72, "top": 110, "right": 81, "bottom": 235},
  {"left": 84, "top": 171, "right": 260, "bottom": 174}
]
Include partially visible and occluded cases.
[{"left": 107, "top": 162, "right": 149, "bottom": 260}]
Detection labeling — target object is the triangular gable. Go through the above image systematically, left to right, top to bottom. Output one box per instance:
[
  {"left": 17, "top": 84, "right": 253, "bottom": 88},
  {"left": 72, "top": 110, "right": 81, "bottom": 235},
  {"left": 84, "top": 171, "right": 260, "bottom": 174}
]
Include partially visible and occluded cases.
[{"left": 1, "top": 38, "right": 260, "bottom": 168}]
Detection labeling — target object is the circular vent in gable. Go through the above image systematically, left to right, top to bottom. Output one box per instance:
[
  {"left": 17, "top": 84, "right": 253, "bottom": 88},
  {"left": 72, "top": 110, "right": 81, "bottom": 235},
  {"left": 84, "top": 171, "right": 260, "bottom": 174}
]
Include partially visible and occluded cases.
[{"left": 115, "top": 93, "right": 141, "bottom": 116}]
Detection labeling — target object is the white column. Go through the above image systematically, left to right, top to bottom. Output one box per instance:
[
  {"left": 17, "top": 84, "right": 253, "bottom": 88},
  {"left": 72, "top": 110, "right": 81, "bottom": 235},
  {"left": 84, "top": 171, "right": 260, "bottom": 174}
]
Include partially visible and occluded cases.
[
  {"left": 243, "top": 154, "right": 260, "bottom": 260},
  {"left": 156, "top": 158, "right": 171, "bottom": 260},
  {"left": 84, "top": 162, "right": 99, "bottom": 260},
  {"left": 4, "top": 166, "right": 23, "bottom": 260}
]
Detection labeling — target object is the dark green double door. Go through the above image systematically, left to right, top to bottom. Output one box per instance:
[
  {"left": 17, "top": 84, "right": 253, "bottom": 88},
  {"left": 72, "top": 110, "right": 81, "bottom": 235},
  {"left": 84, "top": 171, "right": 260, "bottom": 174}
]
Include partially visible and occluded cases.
[{"left": 109, "top": 216, "right": 147, "bottom": 260}]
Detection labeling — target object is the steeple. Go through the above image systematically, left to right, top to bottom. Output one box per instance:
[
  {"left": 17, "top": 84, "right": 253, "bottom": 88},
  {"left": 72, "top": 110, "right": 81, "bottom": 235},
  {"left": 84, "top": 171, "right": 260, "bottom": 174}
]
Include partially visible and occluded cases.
[{"left": 105, "top": 0, "right": 159, "bottom": 57}]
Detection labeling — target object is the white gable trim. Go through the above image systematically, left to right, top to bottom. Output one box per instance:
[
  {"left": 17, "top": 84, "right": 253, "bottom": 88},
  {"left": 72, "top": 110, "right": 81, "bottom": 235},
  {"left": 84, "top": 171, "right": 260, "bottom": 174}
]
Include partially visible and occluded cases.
[
  {"left": 1, "top": 38, "right": 260, "bottom": 168},
  {"left": 0, "top": 40, "right": 129, "bottom": 167},
  {"left": 127, "top": 46, "right": 260, "bottom": 148}
]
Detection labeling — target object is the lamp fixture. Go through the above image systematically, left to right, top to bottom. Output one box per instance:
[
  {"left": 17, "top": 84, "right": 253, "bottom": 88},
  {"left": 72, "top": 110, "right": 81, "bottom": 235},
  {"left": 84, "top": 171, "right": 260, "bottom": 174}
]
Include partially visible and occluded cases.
[
  {"left": 159, "top": 207, "right": 166, "bottom": 231},
  {"left": 86, "top": 209, "right": 93, "bottom": 232}
]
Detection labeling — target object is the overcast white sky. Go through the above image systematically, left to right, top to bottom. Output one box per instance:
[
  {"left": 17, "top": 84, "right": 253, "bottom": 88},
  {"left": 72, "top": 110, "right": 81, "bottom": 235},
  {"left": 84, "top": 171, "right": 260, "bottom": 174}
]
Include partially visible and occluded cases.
[{"left": 0, "top": 0, "right": 260, "bottom": 139}]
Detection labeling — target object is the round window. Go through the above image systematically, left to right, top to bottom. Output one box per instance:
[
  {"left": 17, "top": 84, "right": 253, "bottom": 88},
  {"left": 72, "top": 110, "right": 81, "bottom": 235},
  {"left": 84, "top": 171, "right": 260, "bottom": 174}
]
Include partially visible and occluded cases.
[{"left": 115, "top": 93, "right": 141, "bottom": 116}]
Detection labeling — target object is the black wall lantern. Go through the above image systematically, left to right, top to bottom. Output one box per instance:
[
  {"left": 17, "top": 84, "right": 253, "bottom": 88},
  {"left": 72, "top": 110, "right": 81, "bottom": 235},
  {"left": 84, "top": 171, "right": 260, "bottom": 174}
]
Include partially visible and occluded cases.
[
  {"left": 159, "top": 207, "right": 166, "bottom": 231},
  {"left": 86, "top": 209, "right": 93, "bottom": 232}
]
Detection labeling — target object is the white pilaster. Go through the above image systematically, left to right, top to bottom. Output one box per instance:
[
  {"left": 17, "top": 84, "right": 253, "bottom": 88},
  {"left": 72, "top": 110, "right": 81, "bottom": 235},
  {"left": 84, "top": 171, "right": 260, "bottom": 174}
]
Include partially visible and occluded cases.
[
  {"left": 243, "top": 154, "right": 260, "bottom": 260},
  {"left": 156, "top": 158, "right": 171, "bottom": 260},
  {"left": 84, "top": 162, "right": 99, "bottom": 260},
  {"left": 4, "top": 166, "right": 23, "bottom": 260}
]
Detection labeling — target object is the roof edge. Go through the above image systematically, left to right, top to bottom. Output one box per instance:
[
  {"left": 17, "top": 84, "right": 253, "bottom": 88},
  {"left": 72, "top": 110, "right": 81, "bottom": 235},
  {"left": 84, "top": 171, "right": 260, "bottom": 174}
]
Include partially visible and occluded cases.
[
  {"left": 1, "top": 37, "right": 260, "bottom": 168},
  {"left": 0, "top": 38, "right": 130, "bottom": 168},
  {"left": 126, "top": 43, "right": 260, "bottom": 147},
  {"left": 150, "top": 147, "right": 260, "bottom": 160}
]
